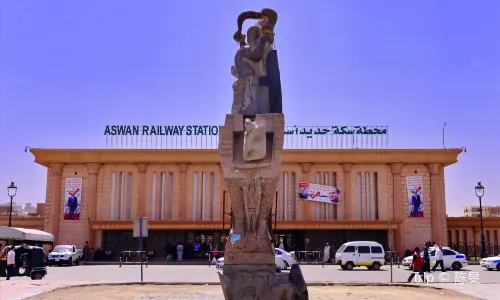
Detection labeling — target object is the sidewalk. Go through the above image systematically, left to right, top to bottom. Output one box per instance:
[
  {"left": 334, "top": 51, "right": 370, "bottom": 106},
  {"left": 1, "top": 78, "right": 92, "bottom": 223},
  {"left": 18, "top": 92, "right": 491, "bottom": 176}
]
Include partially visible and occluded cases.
[{"left": 429, "top": 283, "right": 499, "bottom": 300}]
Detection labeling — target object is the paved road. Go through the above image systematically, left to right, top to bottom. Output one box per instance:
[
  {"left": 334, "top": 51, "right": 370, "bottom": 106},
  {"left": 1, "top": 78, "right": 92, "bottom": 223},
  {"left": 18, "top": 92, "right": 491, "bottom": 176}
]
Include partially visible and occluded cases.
[
  {"left": 39, "top": 264, "right": 500, "bottom": 284},
  {"left": 0, "top": 265, "right": 498, "bottom": 300}
]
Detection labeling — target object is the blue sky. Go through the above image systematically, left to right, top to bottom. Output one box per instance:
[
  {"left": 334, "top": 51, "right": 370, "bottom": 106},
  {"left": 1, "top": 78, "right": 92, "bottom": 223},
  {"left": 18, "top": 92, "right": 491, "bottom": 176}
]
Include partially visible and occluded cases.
[{"left": 0, "top": 0, "right": 499, "bottom": 216}]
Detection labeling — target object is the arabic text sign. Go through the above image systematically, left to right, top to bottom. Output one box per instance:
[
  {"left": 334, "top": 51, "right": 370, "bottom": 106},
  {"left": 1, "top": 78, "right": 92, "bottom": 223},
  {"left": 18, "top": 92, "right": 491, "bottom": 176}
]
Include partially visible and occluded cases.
[
  {"left": 285, "top": 126, "right": 387, "bottom": 136},
  {"left": 406, "top": 176, "right": 424, "bottom": 218},
  {"left": 298, "top": 182, "right": 341, "bottom": 204}
]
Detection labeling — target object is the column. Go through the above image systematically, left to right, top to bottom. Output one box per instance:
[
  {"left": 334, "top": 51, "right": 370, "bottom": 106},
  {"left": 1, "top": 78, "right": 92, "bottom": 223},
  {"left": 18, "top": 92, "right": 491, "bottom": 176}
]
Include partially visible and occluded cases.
[
  {"left": 49, "top": 163, "right": 65, "bottom": 244},
  {"left": 85, "top": 163, "right": 101, "bottom": 248},
  {"left": 137, "top": 163, "right": 148, "bottom": 217},
  {"left": 179, "top": 163, "right": 189, "bottom": 220},
  {"left": 300, "top": 163, "right": 312, "bottom": 220},
  {"left": 342, "top": 163, "right": 353, "bottom": 220},
  {"left": 390, "top": 163, "right": 404, "bottom": 254},
  {"left": 427, "top": 163, "right": 444, "bottom": 245}
]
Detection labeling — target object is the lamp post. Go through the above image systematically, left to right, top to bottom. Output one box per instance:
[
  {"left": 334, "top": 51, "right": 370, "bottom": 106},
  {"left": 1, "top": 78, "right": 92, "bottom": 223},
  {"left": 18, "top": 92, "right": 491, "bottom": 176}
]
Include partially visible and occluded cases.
[
  {"left": 7, "top": 182, "right": 18, "bottom": 227},
  {"left": 474, "top": 182, "right": 487, "bottom": 258}
]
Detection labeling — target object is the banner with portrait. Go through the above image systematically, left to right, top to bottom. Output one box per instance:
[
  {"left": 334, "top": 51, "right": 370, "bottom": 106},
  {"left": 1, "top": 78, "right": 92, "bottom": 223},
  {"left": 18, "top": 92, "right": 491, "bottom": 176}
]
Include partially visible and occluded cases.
[
  {"left": 406, "top": 176, "right": 424, "bottom": 218},
  {"left": 64, "top": 178, "right": 82, "bottom": 220},
  {"left": 298, "top": 182, "right": 340, "bottom": 204}
]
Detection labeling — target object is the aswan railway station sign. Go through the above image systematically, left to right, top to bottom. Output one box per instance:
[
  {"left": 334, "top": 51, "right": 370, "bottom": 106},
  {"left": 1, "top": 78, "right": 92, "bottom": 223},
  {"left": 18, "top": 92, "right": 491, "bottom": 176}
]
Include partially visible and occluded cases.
[
  {"left": 104, "top": 125, "right": 388, "bottom": 136},
  {"left": 104, "top": 125, "right": 220, "bottom": 136}
]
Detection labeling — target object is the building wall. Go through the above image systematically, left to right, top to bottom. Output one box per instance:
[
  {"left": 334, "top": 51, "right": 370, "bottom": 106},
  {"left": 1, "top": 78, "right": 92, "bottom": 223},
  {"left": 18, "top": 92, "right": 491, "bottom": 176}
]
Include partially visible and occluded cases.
[
  {"left": 32, "top": 148, "right": 462, "bottom": 251},
  {"left": 41, "top": 161, "right": 447, "bottom": 251}
]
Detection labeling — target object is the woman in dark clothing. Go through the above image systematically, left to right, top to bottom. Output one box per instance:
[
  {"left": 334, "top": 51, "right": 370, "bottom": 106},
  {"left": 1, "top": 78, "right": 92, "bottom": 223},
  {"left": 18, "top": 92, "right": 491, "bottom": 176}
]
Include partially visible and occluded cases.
[{"left": 423, "top": 246, "right": 431, "bottom": 272}]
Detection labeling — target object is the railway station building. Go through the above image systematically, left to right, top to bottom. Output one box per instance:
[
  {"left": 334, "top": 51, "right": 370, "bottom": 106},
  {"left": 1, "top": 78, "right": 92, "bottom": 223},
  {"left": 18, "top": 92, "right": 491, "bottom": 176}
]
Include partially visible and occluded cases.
[{"left": 26, "top": 126, "right": 467, "bottom": 257}]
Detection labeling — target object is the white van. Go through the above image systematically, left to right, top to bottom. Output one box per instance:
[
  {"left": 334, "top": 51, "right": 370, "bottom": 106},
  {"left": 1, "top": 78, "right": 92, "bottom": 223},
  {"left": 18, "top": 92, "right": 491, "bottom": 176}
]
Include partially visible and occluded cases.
[{"left": 335, "top": 241, "right": 385, "bottom": 270}]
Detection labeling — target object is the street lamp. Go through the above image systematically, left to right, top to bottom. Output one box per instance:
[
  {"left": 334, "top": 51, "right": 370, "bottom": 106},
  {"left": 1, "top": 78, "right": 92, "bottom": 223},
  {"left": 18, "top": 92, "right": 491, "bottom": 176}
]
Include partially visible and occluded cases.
[
  {"left": 7, "top": 182, "right": 18, "bottom": 227},
  {"left": 474, "top": 182, "right": 487, "bottom": 258}
]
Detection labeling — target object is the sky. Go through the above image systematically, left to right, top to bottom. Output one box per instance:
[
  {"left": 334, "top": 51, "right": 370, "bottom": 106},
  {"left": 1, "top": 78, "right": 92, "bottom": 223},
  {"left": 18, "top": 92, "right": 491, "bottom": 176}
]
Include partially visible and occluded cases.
[{"left": 0, "top": 0, "right": 499, "bottom": 217}]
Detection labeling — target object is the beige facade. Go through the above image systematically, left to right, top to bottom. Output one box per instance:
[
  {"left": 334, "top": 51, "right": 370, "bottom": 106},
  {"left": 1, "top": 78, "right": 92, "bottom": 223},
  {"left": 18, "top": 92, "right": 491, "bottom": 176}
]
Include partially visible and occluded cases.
[
  {"left": 31, "top": 148, "right": 462, "bottom": 254},
  {"left": 464, "top": 205, "right": 500, "bottom": 218}
]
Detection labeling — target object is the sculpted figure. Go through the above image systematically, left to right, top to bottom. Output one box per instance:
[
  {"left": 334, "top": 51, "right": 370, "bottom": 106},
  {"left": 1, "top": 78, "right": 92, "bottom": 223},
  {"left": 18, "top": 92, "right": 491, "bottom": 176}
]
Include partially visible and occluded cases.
[
  {"left": 231, "top": 8, "right": 282, "bottom": 115},
  {"left": 243, "top": 118, "right": 267, "bottom": 161},
  {"left": 241, "top": 176, "right": 263, "bottom": 235}
]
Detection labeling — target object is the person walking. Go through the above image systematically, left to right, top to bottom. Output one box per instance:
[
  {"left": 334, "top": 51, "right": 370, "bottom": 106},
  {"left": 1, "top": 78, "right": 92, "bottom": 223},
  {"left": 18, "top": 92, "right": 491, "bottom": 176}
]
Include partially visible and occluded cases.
[
  {"left": 176, "top": 243, "right": 184, "bottom": 262},
  {"left": 323, "top": 243, "right": 331, "bottom": 263},
  {"left": 6, "top": 246, "right": 16, "bottom": 280},
  {"left": 423, "top": 246, "right": 431, "bottom": 272},
  {"left": 431, "top": 246, "right": 446, "bottom": 272},
  {"left": 407, "top": 247, "right": 426, "bottom": 283}
]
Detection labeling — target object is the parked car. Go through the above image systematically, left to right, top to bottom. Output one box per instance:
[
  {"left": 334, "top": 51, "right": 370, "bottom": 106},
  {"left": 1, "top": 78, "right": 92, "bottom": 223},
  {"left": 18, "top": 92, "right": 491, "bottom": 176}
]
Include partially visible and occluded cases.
[
  {"left": 335, "top": 241, "right": 385, "bottom": 271},
  {"left": 47, "top": 245, "right": 83, "bottom": 266},
  {"left": 402, "top": 247, "right": 468, "bottom": 270},
  {"left": 274, "top": 248, "right": 297, "bottom": 270},
  {"left": 216, "top": 254, "right": 286, "bottom": 272},
  {"left": 480, "top": 255, "right": 500, "bottom": 271}
]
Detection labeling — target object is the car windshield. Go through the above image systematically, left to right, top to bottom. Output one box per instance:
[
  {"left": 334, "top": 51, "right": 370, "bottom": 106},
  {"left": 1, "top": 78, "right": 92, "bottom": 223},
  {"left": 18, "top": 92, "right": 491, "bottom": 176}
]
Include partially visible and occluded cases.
[
  {"left": 336, "top": 245, "right": 346, "bottom": 254},
  {"left": 53, "top": 246, "right": 72, "bottom": 252}
]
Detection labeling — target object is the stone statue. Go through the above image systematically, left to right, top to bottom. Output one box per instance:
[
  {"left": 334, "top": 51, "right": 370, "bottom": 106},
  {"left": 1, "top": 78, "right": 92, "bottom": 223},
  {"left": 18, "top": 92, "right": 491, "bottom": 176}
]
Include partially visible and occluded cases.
[
  {"left": 218, "top": 8, "right": 308, "bottom": 300},
  {"left": 231, "top": 8, "right": 283, "bottom": 115},
  {"left": 243, "top": 118, "right": 267, "bottom": 161}
]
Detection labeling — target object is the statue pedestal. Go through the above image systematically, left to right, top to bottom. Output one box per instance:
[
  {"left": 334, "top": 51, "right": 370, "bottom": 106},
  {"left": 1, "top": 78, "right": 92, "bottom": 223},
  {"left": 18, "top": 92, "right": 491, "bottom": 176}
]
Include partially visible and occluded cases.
[{"left": 217, "top": 113, "right": 308, "bottom": 300}]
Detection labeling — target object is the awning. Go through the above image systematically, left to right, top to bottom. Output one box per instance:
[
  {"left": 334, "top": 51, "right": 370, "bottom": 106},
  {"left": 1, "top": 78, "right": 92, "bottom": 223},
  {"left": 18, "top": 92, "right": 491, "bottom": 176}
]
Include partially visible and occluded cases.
[{"left": 0, "top": 226, "right": 54, "bottom": 243}]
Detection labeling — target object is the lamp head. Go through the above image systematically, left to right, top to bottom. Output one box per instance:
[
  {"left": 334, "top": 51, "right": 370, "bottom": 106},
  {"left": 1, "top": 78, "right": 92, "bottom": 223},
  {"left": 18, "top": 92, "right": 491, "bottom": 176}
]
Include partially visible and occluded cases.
[
  {"left": 7, "top": 182, "right": 17, "bottom": 198},
  {"left": 475, "top": 182, "right": 485, "bottom": 198}
]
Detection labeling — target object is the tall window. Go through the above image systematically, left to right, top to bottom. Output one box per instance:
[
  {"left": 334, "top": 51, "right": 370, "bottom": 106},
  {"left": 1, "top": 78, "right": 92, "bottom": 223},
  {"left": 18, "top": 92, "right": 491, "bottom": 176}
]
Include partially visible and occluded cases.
[
  {"left": 110, "top": 172, "right": 116, "bottom": 220},
  {"left": 117, "top": 172, "right": 125, "bottom": 220},
  {"left": 126, "top": 172, "right": 132, "bottom": 220},
  {"left": 151, "top": 172, "right": 158, "bottom": 220},
  {"left": 167, "top": 172, "right": 174, "bottom": 220},
  {"left": 193, "top": 172, "right": 214, "bottom": 221},
  {"left": 193, "top": 172, "right": 198, "bottom": 221},
  {"left": 209, "top": 172, "right": 215, "bottom": 220},
  {"left": 283, "top": 172, "right": 288, "bottom": 220},
  {"left": 291, "top": 172, "right": 296, "bottom": 220},
  {"left": 357, "top": 172, "right": 362, "bottom": 220},
  {"left": 365, "top": 172, "right": 371, "bottom": 220},
  {"left": 374, "top": 172, "right": 379, "bottom": 220}
]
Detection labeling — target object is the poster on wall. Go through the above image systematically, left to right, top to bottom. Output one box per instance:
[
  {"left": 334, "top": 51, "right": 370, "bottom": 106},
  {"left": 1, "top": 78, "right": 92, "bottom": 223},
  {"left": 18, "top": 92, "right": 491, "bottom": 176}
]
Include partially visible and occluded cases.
[
  {"left": 406, "top": 176, "right": 424, "bottom": 218},
  {"left": 64, "top": 178, "right": 82, "bottom": 220},
  {"left": 298, "top": 182, "right": 341, "bottom": 204}
]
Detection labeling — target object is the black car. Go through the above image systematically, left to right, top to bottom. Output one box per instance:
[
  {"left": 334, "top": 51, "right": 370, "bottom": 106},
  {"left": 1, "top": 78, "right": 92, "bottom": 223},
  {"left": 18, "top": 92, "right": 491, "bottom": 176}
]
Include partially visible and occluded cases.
[{"left": 0, "top": 244, "right": 47, "bottom": 280}]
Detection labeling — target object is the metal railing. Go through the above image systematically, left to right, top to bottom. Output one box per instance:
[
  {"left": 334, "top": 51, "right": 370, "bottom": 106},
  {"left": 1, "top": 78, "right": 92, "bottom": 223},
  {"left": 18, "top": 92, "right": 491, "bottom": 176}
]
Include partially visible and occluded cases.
[
  {"left": 448, "top": 242, "right": 500, "bottom": 260},
  {"left": 118, "top": 250, "right": 148, "bottom": 267}
]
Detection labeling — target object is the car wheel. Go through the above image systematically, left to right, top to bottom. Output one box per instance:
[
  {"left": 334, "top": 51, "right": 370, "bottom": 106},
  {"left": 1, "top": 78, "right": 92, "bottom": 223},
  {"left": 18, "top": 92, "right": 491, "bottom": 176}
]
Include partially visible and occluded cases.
[
  {"left": 68, "top": 258, "right": 73, "bottom": 266},
  {"left": 283, "top": 261, "right": 289, "bottom": 270},
  {"left": 345, "top": 262, "right": 354, "bottom": 271},
  {"left": 372, "top": 262, "right": 381, "bottom": 271},
  {"left": 451, "top": 262, "right": 462, "bottom": 271},
  {"left": 497, "top": 263, "right": 500, "bottom": 271},
  {"left": 340, "top": 265, "right": 347, "bottom": 270},
  {"left": 367, "top": 266, "right": 373, "bottom": 270},
  {"left": 487, "top": 268, "right": 493, "bottom": 271},
  {"left": 31, "top": 272, "right": 43, "bottom": 280}
]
